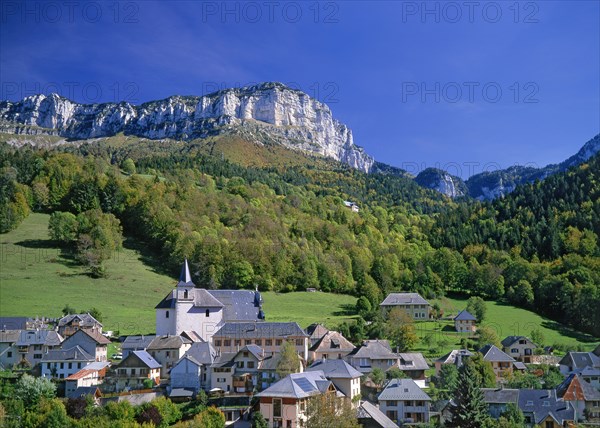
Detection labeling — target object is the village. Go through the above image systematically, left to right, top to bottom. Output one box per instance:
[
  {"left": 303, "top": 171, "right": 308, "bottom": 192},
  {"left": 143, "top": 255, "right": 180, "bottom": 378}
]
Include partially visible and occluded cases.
[{"left": 1, "top": 260, "right": 599, "bottom": 427}]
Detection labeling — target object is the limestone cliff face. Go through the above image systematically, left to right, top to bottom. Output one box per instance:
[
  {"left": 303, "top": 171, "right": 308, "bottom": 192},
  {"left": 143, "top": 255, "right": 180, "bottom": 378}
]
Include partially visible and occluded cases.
[{"left": 0, "top": 82, "right": 374, "bottom": 172}]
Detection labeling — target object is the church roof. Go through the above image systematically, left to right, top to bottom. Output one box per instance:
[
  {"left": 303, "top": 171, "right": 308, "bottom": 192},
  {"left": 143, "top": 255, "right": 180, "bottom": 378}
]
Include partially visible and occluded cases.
[{"left": 177, "top": 259, "right": 195, "bottom": 287}]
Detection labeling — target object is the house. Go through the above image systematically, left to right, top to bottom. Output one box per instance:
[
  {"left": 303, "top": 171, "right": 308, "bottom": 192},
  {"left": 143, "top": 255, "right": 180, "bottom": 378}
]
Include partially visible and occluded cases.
[
  {"left": 343, "top": 200, "right": 360, "bottom": 212},
  {"left": 155, "top": 260, "right": 265, "bottom": 341},
  {"left": 379, "top": 293, "right": 430, "bottom": 320},
  {"left": 453, "top": 310, "right": 477, "bottom": 333},
  {"left": 58, "top": 313, "right": 103, "bottom": 338},
  {"left": 0, "top": 317, "right": 48, "bottom": 331},
  {"left": 211, "top": 322, "right": 309, "bottom": 361},
  {"left": 305, "top": 323, "right": 330, "bottom": 347},
  {"left": 14, "top": 329, "right": 64, "bottom": 367},
  {"left": 61, "top": 329, "right": 111, "bottom": 362},
  {"left": 0, "top": 330, "right": 21, "bottom": 369},
  {"left": 309, "top": 331, "right": 355, "bottom": 362},
  {"left": 122, "top": 335, "right": 156, "bottom": 358},
  {"left": 146, "top": 335, "right": 192, "bottom": 379},
  {"left": 501, "top": 336, "right": 537, "bottom": 363},
  {"left": 346, "top": 340, "right": 398, "bottom": 374},
  {"left": 170, "top": 341, "right": 217, "bottom": 394},
  {"left": 479, "top": 344, "right": 516, "bottom": 379},
  {"left": 41, "top": 345, "right": 95, "bottom": 379},
  {"left": 434, "top": 349, "right": 473, "bottom": 376},
  {"left": 112, "top": 350, "right": 161, "bottom": 392},
  {"left": 210, "top": 351, "right": 236, "bottom": 393},
  {"left": 559, "top": 351, "right": 600, "bottom": 389},
  {"left": 392, "top": 353, "right": 429, "bottom": 382},
  {"left": 307, "top": 358, "right": 362, "bottom": 404},
  {"left": 65, "top": 361, "right": 110, "bottom": 398},
  {"left": 255, "top": 370, "right": 338, "bottom": 428},
  {"left": 556, "top": 373, "right": 600, "bottom": 422},
  {"left": 378, "top": 378, "right": 431, "bottom": 425},
  {"left": 67, "top": 386, "right": 102, "bottom": 403},
  {"left": 481, "top": 388, "right": 519, "bottom": 419},
  {"left": 518, "top": 389, "right": 575, "bottom": 427},
  {"left": 357, "top": 401, "right": 400, "bottom": 428}
]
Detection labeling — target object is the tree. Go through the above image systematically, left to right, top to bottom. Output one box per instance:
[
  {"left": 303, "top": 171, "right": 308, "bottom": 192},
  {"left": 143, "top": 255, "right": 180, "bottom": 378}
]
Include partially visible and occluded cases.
[
  {"left": 122, "top": 158, "right": 136, "bottom": 175},
  {"left": 48, "top": 211, "right": 78, "bottom": 244},
  {"left": 356, "top": 296, "right": 372, "bottom": 317},
  {"left": 466, "top": 296, "right": 487, "bottom": 322},
  {"left": 62, "top": 304, "right": 77, "bottom": 316},
  {"left": 87, "top": 307, "right": 103, "bottom": 322},
  {"left": 385, "top": 307, "right": 419, "bottom": 352},
  {"left": 476, "top": 325, "right": 500, "bottom": 349},
  {"left": 530, "top": 328, "right": 544, "bottom": 347},
  {"left": 276, "top": 341, "right": 300, "bottom": 378},
  {"left": 465, "top": 353, "right": 496, "bottom": 388},
  {"left": 448, "top": 363, "right": 491, "bottom": 428},
  {"left": 436, "top": 364, "right": 459, "bottom": 394},
  {"left": 370, "top": 367, "right": 385, "bottom": 389},
  {"left": 386, "top": 367, "right": 407, "bottom": 380},
  {"left": 13, "top": 374, "right": 56, "bottom": 409},
  {"left": 305, "top": 393, "right": 361, "bottom": 428},
  {"left": 500, "top": 403, "right": 525, "bottom": 426},
  {"left": 136, "top": 404, "right": 162, "bottom": 426},
  {"left": 193, "top": 407, "right": 225, "bottom": 428},
  {"left": 251, "top": 412, "right": 268, "bottom": 428}
]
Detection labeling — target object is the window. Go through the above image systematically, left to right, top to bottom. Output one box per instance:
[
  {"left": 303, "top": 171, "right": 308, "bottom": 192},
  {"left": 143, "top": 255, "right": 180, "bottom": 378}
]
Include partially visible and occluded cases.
[
  {"left": 184, "top": 290, "right": 188, "bottom": 299},
  {"left": 206, "top": 309, "right": 210, "bottom": 317},
  {"left": 166, "top": 311, "right": 169, "bottom": 318},
  {"left": 224, "top": 339, "right": 231, "bottom": 347},
  {"left": 235, "top": 339, "right": 242, "bottom": 346},
  {"left": 255, "top": 339, "right": 263, "bottom": 346},
  {"left": 265, "top": 339, "right": 272, "bottom": 346},
  {"left": 275, "top": 339, "right": 282, "bottom": 346},
  {"left": 295, "top": 339, "right": 303, "bottom": 346},
  {"left": 214, "top": 340, "right": 222, "bottom": 347},
  {"left": 34, "top": 344, "right": 42, "bottom": 351},
  {"left": 511, "top": 348, "right": 518, "bottom": 353},
  {"left": 7, "top": 351, "right": 12, "bottom": 358},
  {"left": 166, "top": 351, "right": 170, "bottom": 358},
  {"left": 243, "top": 352, "right": 249, "bottom": 357},
  {"left": 33, "top": 353, "right": 42, "bottom": 359},
  {"left": 238, "top": 361, "right": 245, "bottom": 368},
  {"left": 248, "top": 361, "right": 255, "bottom": 369},
  {"left": 78, "top": 362, "right": 82, "bottom": 369},
  {"left": 131, "top": 368, "right": 136, "bottom": 375},
  {"left": 273, "top": 398, "right": 282, "bottom": 418},
  {"left": 387, "top": 400, "right": 397, "bottom": 406},
  {"left": 406, "top": 401, "right": 413, "bottom": 406},
  {"left": 545, "top": 422, "right": 553, "bottom": 428}
]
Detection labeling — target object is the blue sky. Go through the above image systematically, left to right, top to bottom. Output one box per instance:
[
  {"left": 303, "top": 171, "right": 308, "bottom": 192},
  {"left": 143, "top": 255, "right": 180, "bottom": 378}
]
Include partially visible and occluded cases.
[{"left": 1, "top": 1, "right": 598, "bottom": 177}]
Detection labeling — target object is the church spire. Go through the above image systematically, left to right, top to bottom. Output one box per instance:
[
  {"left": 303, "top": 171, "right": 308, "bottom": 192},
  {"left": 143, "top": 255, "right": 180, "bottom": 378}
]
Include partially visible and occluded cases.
[{"left": 177, "top": 259, "right": 195, "bottom": 287}]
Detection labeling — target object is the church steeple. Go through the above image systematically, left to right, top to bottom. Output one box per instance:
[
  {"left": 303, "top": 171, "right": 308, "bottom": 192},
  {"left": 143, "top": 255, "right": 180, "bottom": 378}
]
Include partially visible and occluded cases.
[{"left": 177, "top": 259, "right": 195, "bottom": 287}]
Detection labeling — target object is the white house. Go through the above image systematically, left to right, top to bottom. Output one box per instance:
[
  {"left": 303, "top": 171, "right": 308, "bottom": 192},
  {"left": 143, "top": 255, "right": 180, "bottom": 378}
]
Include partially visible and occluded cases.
[
  {"left": 155, "top": 260, "right": 265, "bottom": 341},
  {"left": 41, "top": 345, "right": 95, "bottom": 379}
]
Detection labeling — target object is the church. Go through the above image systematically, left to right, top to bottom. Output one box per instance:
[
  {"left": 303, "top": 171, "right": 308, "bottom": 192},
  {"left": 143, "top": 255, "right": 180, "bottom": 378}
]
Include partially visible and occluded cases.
[{"left": 155, "top": 260, "right": 265, "bottom": 341}]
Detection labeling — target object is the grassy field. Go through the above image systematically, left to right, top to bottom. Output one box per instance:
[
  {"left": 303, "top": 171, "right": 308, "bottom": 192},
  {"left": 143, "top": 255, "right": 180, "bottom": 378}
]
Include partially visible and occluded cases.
[
  {"left": 0, "top": 213, "right": 175, "bottom": 335},
  {"left": 261, "top": 291, "right": 358, "bottom": 329},
  {"left": 412, "top": 296, "right": 599, "bottom": 359}
]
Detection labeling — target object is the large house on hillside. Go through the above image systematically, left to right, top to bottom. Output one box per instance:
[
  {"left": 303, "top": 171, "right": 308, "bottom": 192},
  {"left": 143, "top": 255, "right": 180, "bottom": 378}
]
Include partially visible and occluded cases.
[
  {"left": 155, "top": 260, "right": 265, "bottom": 341},
  {"left": 379, "top": 293, "right": 430, "bottom": 320}
]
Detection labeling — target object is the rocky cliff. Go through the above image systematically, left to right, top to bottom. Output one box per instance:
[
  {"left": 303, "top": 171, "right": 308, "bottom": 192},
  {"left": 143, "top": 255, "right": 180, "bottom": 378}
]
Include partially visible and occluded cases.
[
  {"left": 0, "top": 82, "right": 374, "bottom": 172},
  {"left": 415, "top": 168, "right": 467, "bottom": 198}
]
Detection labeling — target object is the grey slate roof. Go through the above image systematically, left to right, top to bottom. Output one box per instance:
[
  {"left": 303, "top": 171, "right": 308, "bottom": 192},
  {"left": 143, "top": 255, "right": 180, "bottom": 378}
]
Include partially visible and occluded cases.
[
  {"left": 177, "top": 259, "right": 195, "bottom": 287},
  {"left": 208, "top": 290, "right": 263, "bottom": 321},
  {"left": 380, "top": 293, "right": 429, "bottom": 307},
  {"left": 454, "top": 310, "right": 476, "bottom": 321},
  {"left": 58, "top": 313, "right": 102, "bottom": 328},
  {"left": 0, "top": 317, "right": 29, "bottom": 330},
  {"left": 213, "top": 322, "right": 308, "bottom": 339},
  {"left": 306, "top": 323, "right": 330, "bottom": 342},
  {"left": 0, "top": 330, "right": 21, "bottom": 343},
  {"left": 17, "top": 330, "right": 63, "bottom": 347},
  {"left": 310, "top": 331, "right": 355, "bottom": 353},
  {"left": 122, "top": 335, "right": 156, "bottom": 350},
  {"left": 147, "top": 335, "right": 191, "bottom": 350},
  {"left": 501, "top": 336, "right": 536, "bottom": 348},
  {"left": 348, "top": 340, "right": 395, "bottom": 360},
  {"left": 184, "top": 342, "right": 217, "bottom": 366},
  {"left": 237, "top": 344, "right": 265, "bottom": 360},
  {"left": 479, "top": 344, "right": 516, "bottom": 362},
  {"left": 42, "top": 345, "right": 94, "bottom": 362},
  {"left": 435, "top": 349, "right": 474, "bottom": 365},
  {"left": 128, "top": 350, "right": 161, "bottom": 369},
  {"left": 559, "top": 351, "right": 600, "bottom": 370},
  {"left": 212, "top": 352, "right": 237, "bottom": 368},
  {"left": 396, "top": 353, "right": 429, "bottom": 371},
  {"left": 307, "top": 359, "right": 362, "bottom": 379},
  {"left": 255, "top": 370, "right": 334, "bottom": 399},
  {"left": 556, "top": 373, "right": 600, "bottom": 401},
  {"left": 378, "top": 378, "right": 431, "bottom": 401},
  {"left": 67, "top": 386, "right": 101, "bottom": 399},
  {"left": 481, "top": 388, "right": 519, "bottom": 404},
  {"left": 518, "top": 389, "right": 575, "bottom": 424},
  {"left": 357, "top": 401, "right": 399, "bottom": 428}
]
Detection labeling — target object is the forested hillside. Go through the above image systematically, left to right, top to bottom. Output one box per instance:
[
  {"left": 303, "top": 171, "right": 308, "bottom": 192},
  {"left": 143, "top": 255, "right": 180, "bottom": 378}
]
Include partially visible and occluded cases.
[{"left": 0, "top": 137, "right": 598, "bottom": 336}]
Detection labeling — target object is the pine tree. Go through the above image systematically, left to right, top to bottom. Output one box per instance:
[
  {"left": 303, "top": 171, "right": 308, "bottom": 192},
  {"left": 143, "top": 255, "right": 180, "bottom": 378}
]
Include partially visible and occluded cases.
[{"left": 448, "top": 362, "right": 491, "bottom": 428}]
